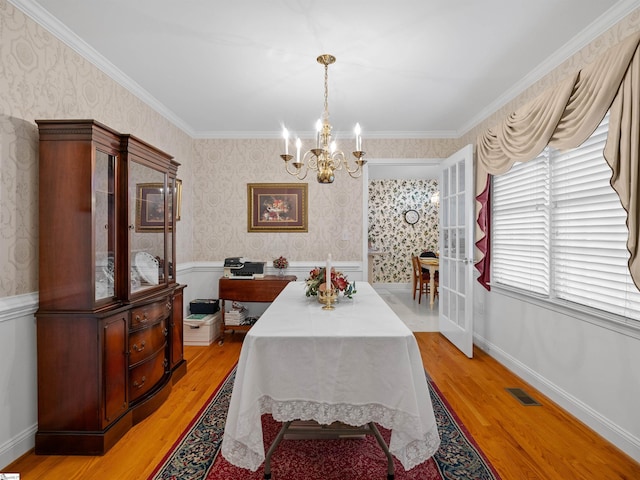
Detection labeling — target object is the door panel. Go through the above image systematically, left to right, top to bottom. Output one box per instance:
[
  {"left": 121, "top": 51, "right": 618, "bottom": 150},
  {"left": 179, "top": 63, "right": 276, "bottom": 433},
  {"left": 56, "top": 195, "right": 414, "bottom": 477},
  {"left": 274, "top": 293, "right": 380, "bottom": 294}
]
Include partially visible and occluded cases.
[
  {"left": 438, "top": 144, "right": 474, "bottom": 358},
  {"left": 103, "top": 313, "right": 128, "bottom": 426}
]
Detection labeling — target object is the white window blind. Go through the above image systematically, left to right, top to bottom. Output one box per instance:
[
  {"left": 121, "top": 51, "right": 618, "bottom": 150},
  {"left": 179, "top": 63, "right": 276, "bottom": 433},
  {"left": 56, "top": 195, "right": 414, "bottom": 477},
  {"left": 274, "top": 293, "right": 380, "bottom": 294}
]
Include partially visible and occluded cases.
[
  {"left": 492, "top": 113, "right": 640, "bottom": 322},
  {"left": 551, "top": 115, "right": 640, "bottom": 320},
  {"left": 492, "top": 154, "right": 550, "bottom": 295}
]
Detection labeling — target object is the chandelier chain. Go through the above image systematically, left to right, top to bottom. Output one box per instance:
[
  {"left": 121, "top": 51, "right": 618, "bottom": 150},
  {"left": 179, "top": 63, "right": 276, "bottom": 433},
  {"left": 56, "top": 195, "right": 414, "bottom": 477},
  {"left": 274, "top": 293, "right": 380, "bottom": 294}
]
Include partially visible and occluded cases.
[{"left": 323, "top": 62, "right": 329, "bottom": 121}]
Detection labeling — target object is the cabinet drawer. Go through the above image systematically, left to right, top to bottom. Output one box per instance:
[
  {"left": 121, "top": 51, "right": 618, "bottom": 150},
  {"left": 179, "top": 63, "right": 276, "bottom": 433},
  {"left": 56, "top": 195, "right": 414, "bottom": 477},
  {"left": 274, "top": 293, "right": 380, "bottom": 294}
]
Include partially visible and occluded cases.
[
  {"left": 130, "top": 298, "right": 171, "bottom": 329},
  {"left": 129, "top": 320, "right": 167, "bottom": 366},
  {"left": 129, "top": 349, "right": 167, "bottom": 402}
]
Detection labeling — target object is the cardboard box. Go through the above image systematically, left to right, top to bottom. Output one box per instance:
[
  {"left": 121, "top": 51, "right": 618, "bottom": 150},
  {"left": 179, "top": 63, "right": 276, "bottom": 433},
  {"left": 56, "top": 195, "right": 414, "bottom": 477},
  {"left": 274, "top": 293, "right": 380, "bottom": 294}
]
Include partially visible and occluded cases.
[
  {"left": 189, "top": 299, "right": 220, "bottom": 315},
  {"left": 184, "top": 312, "right": 221, "bottom": 346}
]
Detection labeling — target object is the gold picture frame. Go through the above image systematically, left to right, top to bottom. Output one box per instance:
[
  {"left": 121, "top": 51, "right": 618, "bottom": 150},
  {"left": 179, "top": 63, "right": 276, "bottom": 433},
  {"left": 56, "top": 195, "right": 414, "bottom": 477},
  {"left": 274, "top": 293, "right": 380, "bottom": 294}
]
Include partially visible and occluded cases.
[
  {"left": 175, "top": 179, "right": 182, "bottom": 221},
  {"left": 135, "top": 180, "right": 181, "bottom": 231},
  {"left": 247, "top": 183, "right": 308, "bottom": 232}
]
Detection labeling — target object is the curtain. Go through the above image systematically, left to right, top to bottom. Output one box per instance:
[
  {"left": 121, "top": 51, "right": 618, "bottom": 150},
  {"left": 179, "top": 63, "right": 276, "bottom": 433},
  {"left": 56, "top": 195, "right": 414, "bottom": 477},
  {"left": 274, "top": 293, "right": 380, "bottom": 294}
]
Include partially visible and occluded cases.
[
  {"left": 475, "top": 32, "right": 640, "bottom": 290},
  {"left": 474, "top": 175, "right": 491, "bottom": 290}
]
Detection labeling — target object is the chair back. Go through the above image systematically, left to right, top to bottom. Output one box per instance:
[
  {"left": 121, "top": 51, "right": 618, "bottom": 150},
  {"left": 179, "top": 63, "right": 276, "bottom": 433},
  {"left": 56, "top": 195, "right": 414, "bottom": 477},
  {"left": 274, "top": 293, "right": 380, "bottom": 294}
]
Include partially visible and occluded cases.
[{"left": 411, "top": 256, "right": 420, "bottom": 277}]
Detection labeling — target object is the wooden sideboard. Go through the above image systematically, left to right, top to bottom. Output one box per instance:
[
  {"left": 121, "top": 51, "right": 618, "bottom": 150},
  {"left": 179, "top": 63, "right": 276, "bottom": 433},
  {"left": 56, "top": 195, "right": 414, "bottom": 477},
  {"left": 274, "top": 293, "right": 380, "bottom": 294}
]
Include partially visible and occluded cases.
[{"left": 218, "top": 275, "right": 296, "bottom": 343}]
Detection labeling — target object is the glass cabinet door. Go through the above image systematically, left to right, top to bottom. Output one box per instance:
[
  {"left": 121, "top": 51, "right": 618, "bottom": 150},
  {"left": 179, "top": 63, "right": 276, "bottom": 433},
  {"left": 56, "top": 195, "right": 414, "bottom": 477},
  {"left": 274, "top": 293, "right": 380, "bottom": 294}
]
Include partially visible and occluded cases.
[
  {"left": 95, "top": 150, "right": 116, "bottom": 302},
  {"left": 129, "top": 161, "right": 166, "bottom": 296}
]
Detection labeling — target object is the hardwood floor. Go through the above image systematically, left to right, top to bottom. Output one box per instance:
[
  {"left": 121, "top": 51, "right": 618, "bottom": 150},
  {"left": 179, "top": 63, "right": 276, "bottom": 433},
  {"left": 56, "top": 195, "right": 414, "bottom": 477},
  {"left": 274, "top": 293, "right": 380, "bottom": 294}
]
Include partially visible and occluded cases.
[{"left": 6, "top": 332, "right": 640, "bottom": 479}]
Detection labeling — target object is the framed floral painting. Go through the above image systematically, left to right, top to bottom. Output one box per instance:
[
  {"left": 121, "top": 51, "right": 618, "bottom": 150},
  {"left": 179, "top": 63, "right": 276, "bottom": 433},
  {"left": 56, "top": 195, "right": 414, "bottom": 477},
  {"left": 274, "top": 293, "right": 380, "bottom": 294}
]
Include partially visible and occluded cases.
[{"left": 247, "top": 183, "right": 308, "bottom": 232}]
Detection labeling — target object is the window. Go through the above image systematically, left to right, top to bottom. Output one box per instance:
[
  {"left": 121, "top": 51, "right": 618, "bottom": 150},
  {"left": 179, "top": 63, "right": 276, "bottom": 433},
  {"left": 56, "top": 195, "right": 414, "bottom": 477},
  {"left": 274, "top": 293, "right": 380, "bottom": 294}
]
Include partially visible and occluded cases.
[{"left": 492, "top": 114, "right": 640, "bottom": 322}]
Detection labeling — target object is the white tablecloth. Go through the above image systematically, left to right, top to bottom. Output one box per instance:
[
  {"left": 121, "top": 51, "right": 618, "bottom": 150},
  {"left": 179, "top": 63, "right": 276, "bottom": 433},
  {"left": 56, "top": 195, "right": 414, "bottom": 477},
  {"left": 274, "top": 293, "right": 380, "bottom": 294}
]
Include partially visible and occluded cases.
[{"left": 221, "top": 281, "right": 440, "bottom": 471}]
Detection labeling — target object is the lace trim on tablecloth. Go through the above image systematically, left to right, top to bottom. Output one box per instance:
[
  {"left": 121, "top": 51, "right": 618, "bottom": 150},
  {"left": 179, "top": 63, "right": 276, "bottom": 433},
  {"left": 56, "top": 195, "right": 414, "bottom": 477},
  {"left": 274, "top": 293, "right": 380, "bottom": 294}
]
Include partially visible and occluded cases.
[
  {"left": 222, "top": 396, "right": 440, "bottom": 471},
  {"left": 221, "top": 435, "right": 266, "bottom": 472}
]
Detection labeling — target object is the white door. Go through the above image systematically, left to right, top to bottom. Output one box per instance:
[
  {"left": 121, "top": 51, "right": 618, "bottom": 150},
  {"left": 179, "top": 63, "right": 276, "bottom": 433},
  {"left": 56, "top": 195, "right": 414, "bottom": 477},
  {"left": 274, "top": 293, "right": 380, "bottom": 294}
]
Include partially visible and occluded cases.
[{"left": 438, "top": 144, "right": 474, "bottom": 358}]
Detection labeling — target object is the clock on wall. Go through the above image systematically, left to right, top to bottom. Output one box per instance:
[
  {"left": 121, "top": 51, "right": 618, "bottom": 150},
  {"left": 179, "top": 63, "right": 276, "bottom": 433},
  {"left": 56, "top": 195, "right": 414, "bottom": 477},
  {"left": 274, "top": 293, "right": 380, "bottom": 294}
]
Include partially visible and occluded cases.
[{"left": 404, "top": 209, "right": 419, "bottom": 225}]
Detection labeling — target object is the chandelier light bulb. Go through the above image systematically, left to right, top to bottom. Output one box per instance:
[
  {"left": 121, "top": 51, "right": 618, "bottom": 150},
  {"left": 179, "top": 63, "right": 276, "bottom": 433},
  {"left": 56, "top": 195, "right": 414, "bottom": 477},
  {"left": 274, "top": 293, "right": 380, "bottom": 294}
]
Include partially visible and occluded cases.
[
  {"left": 315, "top": 119, "right": 322, "bottom": 148},
  {"left": 283, "top": 127, "right": 289, "bottom": 155},
  {"left": 296, "top": 137, "right": 302, "bottom": 163}
]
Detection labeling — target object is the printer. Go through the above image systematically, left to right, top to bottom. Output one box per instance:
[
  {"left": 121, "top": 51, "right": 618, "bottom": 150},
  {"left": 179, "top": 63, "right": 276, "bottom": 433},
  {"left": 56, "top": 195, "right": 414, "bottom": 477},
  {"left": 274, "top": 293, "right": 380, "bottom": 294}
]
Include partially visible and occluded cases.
[{"left": 223, "top": 257, "right": 266, "bottom": 279}]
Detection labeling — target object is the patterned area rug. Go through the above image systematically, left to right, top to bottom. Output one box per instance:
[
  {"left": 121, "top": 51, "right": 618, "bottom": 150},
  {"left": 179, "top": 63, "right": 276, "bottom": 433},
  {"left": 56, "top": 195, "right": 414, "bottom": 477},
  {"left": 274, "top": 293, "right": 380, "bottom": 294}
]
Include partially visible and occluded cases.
[{"left": 149, "top": 365, "right": 501, "bottom": 480}]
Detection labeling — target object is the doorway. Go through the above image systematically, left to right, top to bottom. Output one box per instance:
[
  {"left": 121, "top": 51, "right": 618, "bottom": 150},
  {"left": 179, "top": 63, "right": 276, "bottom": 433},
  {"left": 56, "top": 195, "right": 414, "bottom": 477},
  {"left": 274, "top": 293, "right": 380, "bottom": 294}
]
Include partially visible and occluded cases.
[{"left": 363, "top": 158, "right": 441, "bottom": 331}]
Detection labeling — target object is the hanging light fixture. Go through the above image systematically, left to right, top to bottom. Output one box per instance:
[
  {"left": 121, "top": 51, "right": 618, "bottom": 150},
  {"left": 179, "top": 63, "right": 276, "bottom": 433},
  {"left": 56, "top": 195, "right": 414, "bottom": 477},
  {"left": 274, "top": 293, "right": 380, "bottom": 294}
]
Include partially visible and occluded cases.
[{"left": 280, "top": 54, "right": 366, "bottom": 183}]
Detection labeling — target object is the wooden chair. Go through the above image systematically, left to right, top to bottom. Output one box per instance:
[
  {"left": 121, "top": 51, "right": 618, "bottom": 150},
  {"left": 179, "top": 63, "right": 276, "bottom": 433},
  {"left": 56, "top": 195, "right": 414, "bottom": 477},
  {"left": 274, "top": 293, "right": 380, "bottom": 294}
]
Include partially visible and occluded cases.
[{"left": 411, "top": 256, "right": 430, "bottom": 304}]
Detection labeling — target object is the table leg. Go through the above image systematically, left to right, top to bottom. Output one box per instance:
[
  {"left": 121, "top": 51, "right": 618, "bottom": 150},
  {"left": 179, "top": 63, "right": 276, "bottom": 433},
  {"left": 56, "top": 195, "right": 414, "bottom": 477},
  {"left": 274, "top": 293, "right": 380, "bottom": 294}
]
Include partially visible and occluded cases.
[
  {"left": 429, "top": 266, "right": 435, "bottom": 308},
  {"left": 218, "top": 300, "right": 226, "bottom": 345},
  {"left": 263, "top": 421, "right": 395, "bottom": 479},
  {"left": 264, "top": 421, "right": 292, "bottom": 479},
  {"left": 368, "top": 422, "right": 395, "bottom": 479}
]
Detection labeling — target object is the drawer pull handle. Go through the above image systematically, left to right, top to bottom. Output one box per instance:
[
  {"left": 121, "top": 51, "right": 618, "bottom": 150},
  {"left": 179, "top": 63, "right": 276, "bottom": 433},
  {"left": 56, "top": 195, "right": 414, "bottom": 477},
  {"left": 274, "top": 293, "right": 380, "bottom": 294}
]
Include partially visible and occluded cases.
[
  {"left": 135, "top": 313, "right": 149, "bottom": 323},
  {"left": 132, "top": 341, "right": 146, "bottom": 352},
  {"left": 133, "top": 376, "right": 146, "bottom": 389}
]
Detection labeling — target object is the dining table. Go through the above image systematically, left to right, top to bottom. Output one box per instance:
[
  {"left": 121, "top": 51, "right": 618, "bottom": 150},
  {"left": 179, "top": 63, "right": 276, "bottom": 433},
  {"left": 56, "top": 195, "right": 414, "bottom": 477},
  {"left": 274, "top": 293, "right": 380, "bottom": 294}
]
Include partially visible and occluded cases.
[
  {"left": 418, "top": 257, "right": 439, "bottom": 308},
  {"left": 220, "top": 281, "right": 440, "bottom": 478}
]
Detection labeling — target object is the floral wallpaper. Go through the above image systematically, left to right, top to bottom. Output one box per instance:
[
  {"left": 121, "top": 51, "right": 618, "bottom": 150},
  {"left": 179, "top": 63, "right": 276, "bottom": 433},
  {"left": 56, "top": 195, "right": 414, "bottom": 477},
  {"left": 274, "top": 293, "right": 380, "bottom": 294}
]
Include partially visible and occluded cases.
[{"left": 368, "top": 179, "right": 439, "bottom": 283}]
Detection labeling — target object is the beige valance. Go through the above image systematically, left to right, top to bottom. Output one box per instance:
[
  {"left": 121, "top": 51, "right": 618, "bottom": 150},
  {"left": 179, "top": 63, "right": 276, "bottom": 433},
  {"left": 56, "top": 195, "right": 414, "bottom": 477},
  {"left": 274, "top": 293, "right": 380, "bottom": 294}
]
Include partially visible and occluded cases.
[{"left": 476, "top": 32, "right": 640, "bottom": 290}]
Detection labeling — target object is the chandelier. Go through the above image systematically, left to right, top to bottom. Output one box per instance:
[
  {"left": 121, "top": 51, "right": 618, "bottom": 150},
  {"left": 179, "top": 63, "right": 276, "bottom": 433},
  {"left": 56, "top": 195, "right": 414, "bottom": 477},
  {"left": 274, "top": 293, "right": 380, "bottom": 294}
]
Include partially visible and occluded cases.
[{"left": 280, "top": 54, "right": 366, "bottom": 183}]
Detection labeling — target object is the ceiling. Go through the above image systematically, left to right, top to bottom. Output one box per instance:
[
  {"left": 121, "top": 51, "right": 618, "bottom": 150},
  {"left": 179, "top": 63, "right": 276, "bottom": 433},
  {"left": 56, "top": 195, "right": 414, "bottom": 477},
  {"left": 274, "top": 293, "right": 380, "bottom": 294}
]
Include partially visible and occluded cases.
[{"left": 13, "top": 0, "right": 637, "bottom": 139}]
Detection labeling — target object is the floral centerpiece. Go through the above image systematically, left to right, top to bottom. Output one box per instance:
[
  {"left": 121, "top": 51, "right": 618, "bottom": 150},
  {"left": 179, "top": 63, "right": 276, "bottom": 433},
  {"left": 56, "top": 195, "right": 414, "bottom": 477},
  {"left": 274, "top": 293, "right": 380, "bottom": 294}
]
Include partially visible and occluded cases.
[
  {"left": 273, "top": 256, "right": 289, "bottom": 269},
  {"left": 305, "top": 267, "right": 357, "bottom": 298}
]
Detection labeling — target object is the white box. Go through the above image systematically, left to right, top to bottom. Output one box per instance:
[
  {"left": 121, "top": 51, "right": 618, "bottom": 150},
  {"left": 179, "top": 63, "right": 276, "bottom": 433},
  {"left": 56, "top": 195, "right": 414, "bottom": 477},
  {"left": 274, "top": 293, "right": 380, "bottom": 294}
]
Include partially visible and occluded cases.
[{"left": 184, "top": 312, "right": 221, "bottom": 346}]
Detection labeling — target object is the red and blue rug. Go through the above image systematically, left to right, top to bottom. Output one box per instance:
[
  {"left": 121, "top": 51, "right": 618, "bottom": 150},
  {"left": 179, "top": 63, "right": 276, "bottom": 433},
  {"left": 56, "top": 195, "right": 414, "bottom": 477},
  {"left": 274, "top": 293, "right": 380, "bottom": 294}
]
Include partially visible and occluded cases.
[{"left": 149, "top": 365, "right": 501, "bottom": 480}]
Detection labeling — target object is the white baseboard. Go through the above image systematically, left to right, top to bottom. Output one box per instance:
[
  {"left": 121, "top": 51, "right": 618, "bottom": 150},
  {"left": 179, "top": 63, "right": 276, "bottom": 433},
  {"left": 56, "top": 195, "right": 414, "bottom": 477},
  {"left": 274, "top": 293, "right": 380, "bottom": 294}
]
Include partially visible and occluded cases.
[
  {"left": 372, "top": 282, "right": 411, "bottom": 292},
  {"left": 0, "top": 424, "right": 36, "bottom": 470}
]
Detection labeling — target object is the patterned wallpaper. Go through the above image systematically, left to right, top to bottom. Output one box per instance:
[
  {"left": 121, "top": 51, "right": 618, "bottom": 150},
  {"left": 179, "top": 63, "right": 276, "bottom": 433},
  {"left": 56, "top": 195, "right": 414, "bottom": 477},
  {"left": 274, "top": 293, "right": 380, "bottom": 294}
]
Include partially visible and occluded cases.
[
  {"left": 0, "top": 0, "right": 639, "bottom": 298},
  {"left": 0, "top": 0, "right": 194, "bottom": 296},
  {"left": 190, "top": 138, "right": 455, "bottom": 265},
  {"left": 191, "top": 138, "right": 366, "bottom": 263},
  {"left": 368, "top": 179, "right": 439, "bottom": 283}
]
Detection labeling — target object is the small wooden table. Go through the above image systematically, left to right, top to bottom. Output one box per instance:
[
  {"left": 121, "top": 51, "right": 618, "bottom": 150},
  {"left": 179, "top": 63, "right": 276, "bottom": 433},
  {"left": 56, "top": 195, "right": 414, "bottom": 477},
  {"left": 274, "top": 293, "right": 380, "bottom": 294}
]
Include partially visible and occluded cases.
[
  {"left": 418, "top": 258, "right": 439, "bottom": 308},
  {"left": 218, "top": 275, "right": 297, "bottom": 343}
]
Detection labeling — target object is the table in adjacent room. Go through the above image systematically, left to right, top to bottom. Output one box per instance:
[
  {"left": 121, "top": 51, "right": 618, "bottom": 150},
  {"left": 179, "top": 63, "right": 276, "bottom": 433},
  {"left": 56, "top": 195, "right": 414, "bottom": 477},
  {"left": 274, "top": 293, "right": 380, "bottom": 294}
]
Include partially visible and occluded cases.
[
  {"left": 419, "top": 257, "right": 439, "bottom": 308},
  {"left": 221, "top": 281, "right": 440, "bottom": 478}
]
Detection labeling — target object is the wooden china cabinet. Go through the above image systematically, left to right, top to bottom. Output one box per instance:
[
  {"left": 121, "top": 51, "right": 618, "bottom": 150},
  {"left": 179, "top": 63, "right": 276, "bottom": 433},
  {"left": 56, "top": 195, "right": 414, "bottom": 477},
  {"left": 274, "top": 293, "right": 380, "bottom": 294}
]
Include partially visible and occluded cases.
[{"left": 35, "top": 120, "right": 186, "bottom": 455}]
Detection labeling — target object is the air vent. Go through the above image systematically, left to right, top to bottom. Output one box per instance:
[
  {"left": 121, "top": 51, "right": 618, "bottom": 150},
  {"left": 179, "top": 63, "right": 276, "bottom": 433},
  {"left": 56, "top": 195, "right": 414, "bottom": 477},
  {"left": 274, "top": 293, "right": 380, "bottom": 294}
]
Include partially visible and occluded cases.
[{"left": 506, "top": 388, "right": 541, "bottom": 406}]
